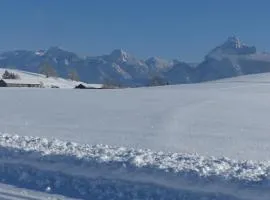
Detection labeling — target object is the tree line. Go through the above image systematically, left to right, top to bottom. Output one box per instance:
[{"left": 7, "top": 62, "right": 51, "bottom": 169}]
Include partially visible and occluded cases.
[{"left": 38, "top": 63, "right": 80, "bottom": 81}]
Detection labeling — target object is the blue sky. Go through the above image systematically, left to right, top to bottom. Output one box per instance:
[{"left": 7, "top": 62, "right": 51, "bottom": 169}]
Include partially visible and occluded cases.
[{"left": 0, "top": 0, "right": 269, "bottom": 62}]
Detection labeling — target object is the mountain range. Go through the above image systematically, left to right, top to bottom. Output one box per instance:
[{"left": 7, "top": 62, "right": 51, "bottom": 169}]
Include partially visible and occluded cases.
[{"left": 1, "top": 36, "right": 270, "bottom": 86}]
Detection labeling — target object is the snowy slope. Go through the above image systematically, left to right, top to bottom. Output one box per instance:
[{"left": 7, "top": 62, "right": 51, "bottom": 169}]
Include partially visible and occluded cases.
[
  {"left": 0, "top": 68, "right": 102, "bottom": 89},
  {"left": 1, "top": 73, "right": 270, "bottom": 199}
]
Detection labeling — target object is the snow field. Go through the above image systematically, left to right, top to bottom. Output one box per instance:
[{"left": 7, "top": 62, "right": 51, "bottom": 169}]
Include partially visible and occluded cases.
[{"left": 1, "top": 73, "right": 270, "bottom": 199}]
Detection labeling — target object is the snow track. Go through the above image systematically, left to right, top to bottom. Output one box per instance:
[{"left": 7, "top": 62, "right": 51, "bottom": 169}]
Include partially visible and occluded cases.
[{"left": 0, "top": 134, "right": 268, "bottom": 200}]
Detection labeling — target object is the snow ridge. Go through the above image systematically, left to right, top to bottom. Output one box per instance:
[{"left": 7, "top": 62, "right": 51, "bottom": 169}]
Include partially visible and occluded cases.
[{"left": 0, "top": 133, "right": 269, "bottom": 199}]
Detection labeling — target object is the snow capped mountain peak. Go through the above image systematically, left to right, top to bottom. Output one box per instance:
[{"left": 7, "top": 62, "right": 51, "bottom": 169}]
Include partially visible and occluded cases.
[
  {"left": 207, "top": 36, "right": 257, "bottom": 59},
  {"left": 220, "top": 36, "right": 256, "bottom": 53},
  {"left": 225, "top": 36, "right": 242, "bottom": 49},
  {"left": 44, "top": 46, "right": 79, "bottom": 64},
  {"left": 46, "top": 46, "right": 66, "bottom": 54},
  {"left": 46, "top": 46, "right": 77, "bottom": 56},
  {"left": 47, "top": 46, "right": 63, "bottom": 51},
  {"left": 109, "top": 49, "right": 129, "bottom": 62},
  {"left": 35, "top": 50, "right": 45, "bottom": 56},
  {"left": 146, "top": 56, "right": 163, "bottom": 63},
  {"left": 145, "top": 57, "right": 172, "bottom": 70}
]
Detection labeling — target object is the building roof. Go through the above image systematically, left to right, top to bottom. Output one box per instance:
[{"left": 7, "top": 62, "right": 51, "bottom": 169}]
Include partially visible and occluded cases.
[
  {"left": 1, "top": 79, "right": 41, "bottom": 85},
  {"left": 75, "top": 83, "right": 103, "bottom": 89}
]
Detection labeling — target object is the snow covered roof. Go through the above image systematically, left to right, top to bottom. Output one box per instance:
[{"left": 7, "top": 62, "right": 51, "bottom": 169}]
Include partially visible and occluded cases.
[
  {"left": 1, "top": 79, "right": 41, "bottom": 85},
  {"left": 75, "top": 83, "right": 103, "bottom": 89}
]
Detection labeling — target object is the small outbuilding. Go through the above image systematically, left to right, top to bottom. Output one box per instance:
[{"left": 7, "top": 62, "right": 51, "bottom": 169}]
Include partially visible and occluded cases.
[{"left": 74, "top": 83, "right": 103, "bottom": 89}]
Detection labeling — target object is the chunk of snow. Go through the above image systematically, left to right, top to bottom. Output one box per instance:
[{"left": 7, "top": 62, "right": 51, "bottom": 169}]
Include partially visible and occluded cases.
[
  {"left": 0, "top": 133, "right": 270, "bottom": 199},
  {"left": 45, "top": 186, "right": 51, "bottom": 193}
]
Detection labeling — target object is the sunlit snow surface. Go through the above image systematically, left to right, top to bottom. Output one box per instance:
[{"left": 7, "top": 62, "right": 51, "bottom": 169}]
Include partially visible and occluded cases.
[{"left": 1, "top": 73, "right": 270, "bottom": 199}]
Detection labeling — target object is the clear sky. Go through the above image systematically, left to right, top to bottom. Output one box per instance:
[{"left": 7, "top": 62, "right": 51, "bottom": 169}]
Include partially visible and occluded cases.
[{"left": 0, "top": 0, "right": 269, "bottom": 62}]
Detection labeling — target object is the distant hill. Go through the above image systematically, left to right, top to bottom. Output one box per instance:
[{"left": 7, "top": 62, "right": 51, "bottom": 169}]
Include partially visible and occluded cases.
[{"left": 0, "top": 68, "right": 102, "bottom": 89}]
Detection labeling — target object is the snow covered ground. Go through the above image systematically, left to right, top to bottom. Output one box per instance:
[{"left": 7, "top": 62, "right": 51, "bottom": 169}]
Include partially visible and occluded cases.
[
  {"left": 0, "top": 68, "right": 102, "bottom": 89},
  {"left": 1, "top": 73, "right": 270, "bottom": 199}
]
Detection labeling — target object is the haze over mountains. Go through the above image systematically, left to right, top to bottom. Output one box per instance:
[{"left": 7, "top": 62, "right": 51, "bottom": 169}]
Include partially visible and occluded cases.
[{"left": 1, "top": 36, "right": 270, "bottom": 86}]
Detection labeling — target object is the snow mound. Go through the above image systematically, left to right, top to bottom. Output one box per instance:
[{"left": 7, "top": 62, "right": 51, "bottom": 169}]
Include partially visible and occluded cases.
[
  {"left": 0, "top": 68, "right": 102, "bottom": 89},
  {"left": 0, "top": 133, "right": 269, "bottom": 200}
]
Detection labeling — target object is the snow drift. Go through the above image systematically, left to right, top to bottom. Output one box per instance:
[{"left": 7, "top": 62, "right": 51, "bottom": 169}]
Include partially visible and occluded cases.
[{"left": 0, "top": 133, "right": 268, "bottom": 200}]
